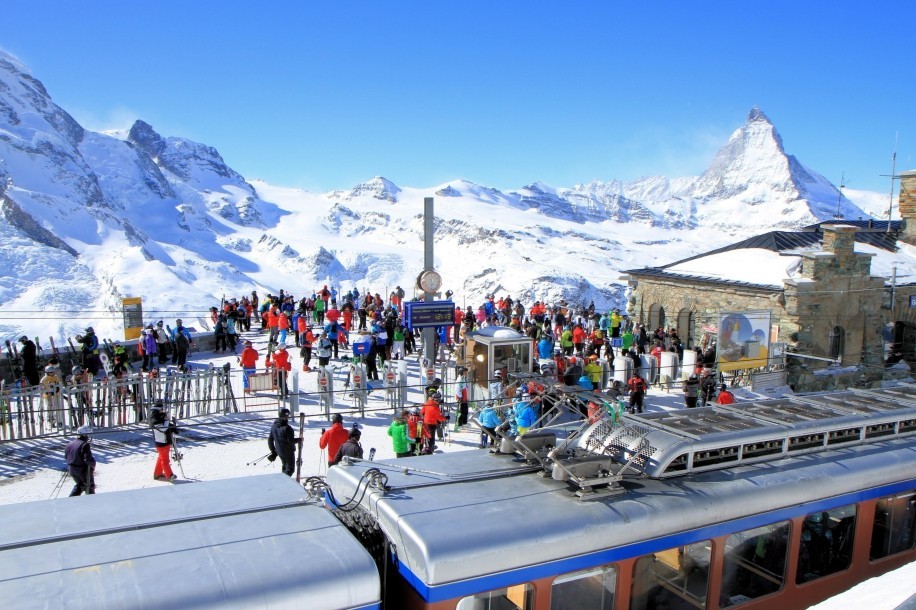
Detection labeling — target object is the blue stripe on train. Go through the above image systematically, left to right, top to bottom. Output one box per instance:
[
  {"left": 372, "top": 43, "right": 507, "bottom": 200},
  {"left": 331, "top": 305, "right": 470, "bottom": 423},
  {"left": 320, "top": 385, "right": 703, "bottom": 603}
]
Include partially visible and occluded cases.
[{"left": 401, "top": 477, "right": 916, "bottom": 603}]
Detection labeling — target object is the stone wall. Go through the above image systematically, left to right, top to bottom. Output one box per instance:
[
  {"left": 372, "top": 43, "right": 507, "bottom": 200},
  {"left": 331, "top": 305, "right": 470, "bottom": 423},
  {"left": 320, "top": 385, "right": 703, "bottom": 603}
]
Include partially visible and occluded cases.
[{"left": 900, "top": 170, "right": 916, "bottom": 245}]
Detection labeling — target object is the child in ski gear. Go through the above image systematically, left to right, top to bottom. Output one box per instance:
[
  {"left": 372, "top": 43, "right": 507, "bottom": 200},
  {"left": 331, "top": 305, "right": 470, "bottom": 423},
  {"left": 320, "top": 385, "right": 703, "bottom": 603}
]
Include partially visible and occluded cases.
[
  {"left": 627, "top": 373, "right": 647, "bottom": 414},
  {"left": 421, "top": 393, "right": 447, "bottom": 453},
  {"left": 151, "top": 404, "right": 179, "bottom": 481},
  {"left": 267, "top": 408, "right": 299, "bottom": 476},
  {"left": 405, "top": 408, "right": 421, "bottom": 455},
  {"left": 388, "top": 411, "right": 411, "bottom": 457},
  {"left": 319, "top": 413, "right": 349, "bottom": 467},
  {"left": 65, "top": 425, "right": 96, "bottom": 496}
]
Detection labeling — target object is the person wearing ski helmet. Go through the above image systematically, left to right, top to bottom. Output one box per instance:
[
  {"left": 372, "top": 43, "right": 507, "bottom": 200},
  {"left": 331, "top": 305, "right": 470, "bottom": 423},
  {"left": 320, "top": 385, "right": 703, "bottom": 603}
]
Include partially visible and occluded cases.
[
  {"left": 76, "top": 327, "right": 101, "bottom": 376},
  {"left": 151, "top": 403, "right": 179, "bottom": 481},
  {"left": 267, "top": 408, "right": 299, "bottom": 477},
  {"left": 65, "top": 425, "right": 96, "bottom": 496}
]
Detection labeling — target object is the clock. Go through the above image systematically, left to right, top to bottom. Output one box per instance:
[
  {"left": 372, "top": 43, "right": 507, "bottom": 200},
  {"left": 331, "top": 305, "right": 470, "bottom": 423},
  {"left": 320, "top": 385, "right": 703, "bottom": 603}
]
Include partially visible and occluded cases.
[{"left": 417, "top": 270, "right": 443, "bottom": 294}]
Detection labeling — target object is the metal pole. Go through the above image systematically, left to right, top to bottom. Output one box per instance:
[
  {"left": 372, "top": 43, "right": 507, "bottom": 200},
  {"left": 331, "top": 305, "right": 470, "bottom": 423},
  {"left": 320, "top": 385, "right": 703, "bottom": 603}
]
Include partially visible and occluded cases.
[{"left": 423, "top": 197, "right": 436, "bottom": 365}]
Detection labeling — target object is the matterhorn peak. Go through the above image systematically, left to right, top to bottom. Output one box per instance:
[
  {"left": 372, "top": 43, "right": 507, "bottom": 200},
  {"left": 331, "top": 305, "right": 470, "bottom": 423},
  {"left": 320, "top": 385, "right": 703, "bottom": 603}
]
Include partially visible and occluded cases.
[{"left": 747, "top": 106, "right": 772, "bottom": 124}]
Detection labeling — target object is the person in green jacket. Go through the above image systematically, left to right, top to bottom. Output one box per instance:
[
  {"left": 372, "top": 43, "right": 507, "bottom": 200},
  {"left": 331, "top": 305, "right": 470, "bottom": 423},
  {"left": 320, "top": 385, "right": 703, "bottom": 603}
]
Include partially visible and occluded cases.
[
  {"left": 560, "top": 326, "right": 575, "bottom": 356},
  {"left": 388, "top": 411, "right": 411, "bottom": 458}
]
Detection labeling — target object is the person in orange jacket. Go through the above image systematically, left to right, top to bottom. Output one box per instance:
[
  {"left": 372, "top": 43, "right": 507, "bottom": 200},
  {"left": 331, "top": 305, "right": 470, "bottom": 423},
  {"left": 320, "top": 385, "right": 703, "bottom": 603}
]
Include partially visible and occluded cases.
[
  {"left": 266, "top": 306, "right": 280, "bottom": 344},
  {"left": 238, "top": 340, "right": 259, "bottom": 393},
  {"left": 420, "top": 392, "right": 447, "bottom": 454},
  {"left": 319, "top": 413, "right": 349, "bottom": 467}
]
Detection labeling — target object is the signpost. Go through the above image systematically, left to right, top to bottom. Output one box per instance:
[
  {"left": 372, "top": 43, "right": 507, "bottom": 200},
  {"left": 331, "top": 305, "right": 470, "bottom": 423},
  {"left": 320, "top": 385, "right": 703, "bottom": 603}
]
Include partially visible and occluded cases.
[
  {"left": 122, "top": 297, "right": 143, "bottom": 340},
  {"left": 404, "top": 301, "right": 455, "bottom": 330}
]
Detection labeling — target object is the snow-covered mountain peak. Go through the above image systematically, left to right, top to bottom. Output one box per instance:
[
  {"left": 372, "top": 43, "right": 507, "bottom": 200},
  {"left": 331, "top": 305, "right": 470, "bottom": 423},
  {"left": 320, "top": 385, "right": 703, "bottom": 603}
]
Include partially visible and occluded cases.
[{"left": 329, "top": 176, "right": 401, "bottom": 203}]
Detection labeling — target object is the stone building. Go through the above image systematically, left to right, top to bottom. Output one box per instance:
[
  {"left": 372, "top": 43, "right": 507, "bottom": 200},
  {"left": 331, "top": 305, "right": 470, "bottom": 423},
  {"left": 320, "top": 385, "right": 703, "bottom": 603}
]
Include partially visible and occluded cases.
[{"left": 624, "top": 209, "right": 916, "bottom": 392}]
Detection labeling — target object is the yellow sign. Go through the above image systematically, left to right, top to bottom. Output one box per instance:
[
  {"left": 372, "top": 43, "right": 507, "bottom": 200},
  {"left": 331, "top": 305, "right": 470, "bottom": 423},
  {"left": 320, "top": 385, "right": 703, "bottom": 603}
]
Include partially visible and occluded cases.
[{"left": 122, "top": 297, "right": 143, "bottom": 340}]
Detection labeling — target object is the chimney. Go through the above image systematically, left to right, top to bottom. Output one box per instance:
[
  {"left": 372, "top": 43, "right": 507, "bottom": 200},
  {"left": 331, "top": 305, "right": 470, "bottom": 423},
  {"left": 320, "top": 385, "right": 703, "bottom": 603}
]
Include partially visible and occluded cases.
[
  {"left": 901, "top": 170, "right": 916, "bottom": 245},
  {"left": 822, "top": 224, "right": 856, "bottom": 256}
]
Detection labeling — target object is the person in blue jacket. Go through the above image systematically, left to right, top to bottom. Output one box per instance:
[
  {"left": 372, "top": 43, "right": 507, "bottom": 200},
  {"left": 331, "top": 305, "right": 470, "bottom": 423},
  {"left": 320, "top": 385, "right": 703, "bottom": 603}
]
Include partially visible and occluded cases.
[
  {"left": 537, "top": 334, "right": 554, "bottom": 360},
  {"left": 513, "top": 394, "right": 538, "bottom": 435},
  {"left": 478, "top": 403, "right": 503, "bottom": 447}
]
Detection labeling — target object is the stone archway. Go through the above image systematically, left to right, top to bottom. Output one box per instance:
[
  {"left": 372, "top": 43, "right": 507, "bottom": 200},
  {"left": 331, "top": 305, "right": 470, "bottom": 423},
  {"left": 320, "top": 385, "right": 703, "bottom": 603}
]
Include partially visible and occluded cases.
[{"left": 648, "top": 304, "right": 666, "bottom": 331}]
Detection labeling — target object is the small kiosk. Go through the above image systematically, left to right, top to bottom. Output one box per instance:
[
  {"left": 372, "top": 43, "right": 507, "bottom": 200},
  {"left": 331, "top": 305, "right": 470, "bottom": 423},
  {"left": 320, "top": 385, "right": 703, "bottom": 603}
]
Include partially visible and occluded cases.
[{"left": 458, "top": 326, "right": 534, "bottom": 404}]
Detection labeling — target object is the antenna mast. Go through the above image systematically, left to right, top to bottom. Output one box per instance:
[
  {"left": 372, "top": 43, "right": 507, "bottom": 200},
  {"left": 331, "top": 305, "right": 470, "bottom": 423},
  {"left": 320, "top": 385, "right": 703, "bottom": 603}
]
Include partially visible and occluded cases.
[
  {"left": 886, "top": 134, "right": 898, "bottom": 234},
  {"left": 833, "top": 172, "right": 847, "bottom": 220}
]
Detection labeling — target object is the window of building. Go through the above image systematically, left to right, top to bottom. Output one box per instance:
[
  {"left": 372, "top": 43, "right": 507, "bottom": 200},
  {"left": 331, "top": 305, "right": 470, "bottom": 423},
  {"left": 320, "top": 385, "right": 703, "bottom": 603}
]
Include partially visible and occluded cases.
[
  {"left": 827, "top": 326, "right": 845, "bottom": 359},
  {"left": 870, "top": 491, "right": 916, "bottom": 560},
  {"left": 796, "top": 505, "right": 857, "bottom": 584},
  {"left": 720, "top": 521, "right": 790, "bottom": 607},
  {"left": 630, "top": 541, "right": 711, "bottom": 610},
  {"left": 551, "top": 564, "right": 616, "bottom": 610},
  {"left": 457, "top": 584, "right": 534, "bottom": 610}
]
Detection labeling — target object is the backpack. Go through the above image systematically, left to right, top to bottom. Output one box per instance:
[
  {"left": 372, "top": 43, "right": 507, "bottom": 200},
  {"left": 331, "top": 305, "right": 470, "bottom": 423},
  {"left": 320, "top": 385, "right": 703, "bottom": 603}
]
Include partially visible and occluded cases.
[{"left": 176, "top": 332, "right": 190, "bottom": 350}]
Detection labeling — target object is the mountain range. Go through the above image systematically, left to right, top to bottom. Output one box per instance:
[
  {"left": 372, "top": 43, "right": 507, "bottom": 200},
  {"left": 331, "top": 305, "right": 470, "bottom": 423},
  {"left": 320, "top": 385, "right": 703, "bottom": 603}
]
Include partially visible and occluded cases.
[{"left": 0, "top": 49, "right": 880, "bottom": 342}]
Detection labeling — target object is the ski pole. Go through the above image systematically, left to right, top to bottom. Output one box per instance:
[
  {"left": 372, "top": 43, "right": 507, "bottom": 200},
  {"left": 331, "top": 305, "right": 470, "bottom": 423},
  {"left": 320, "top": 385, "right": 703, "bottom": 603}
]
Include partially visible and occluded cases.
[
  {"left": 247, "top": 452, "right": 272, "bottom": 466},
  {"left": 49, "top": 468, "right": 68, "bottom": 499}
]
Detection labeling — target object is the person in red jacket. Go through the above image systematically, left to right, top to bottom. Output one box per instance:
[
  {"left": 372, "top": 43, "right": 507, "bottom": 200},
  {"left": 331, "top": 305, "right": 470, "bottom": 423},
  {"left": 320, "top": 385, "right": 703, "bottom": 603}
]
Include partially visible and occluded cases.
[
  {"left": 572, "top": 324, "right": 587, "bottom": 357},
  {"left": 239, "top": 340, "right": 259, "bottom": 394},
  {"left": 268, "top": 343, "right": 292, "bottom": 398},
  {"left": 716, "top": 384, "right": 736, "bottom": 404},
  {"left": 420, "top": 392, "right": 447, "bottom": 454},
  {"left": 319, "top": 414, "right": 349, "bottom": 468}
]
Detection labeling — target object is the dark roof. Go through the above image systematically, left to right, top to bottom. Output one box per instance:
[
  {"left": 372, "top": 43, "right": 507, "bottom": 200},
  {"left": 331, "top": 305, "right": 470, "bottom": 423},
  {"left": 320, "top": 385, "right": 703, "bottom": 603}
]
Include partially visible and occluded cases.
[
  {"left": 802, "top": 219, "right": 902, "bottom": 232},
  {"left": 655, "top": 229, "right": 899, "bottom": 270},
  {"left": 623, "top": 266, "right": 781, "bottom": 292}
]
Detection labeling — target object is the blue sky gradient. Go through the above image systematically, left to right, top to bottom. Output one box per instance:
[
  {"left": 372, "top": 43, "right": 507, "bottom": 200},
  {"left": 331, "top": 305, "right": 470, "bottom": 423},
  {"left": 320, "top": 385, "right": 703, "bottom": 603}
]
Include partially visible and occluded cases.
[{"left": 3, "top": 1, "right": 912, "bottom": 194}]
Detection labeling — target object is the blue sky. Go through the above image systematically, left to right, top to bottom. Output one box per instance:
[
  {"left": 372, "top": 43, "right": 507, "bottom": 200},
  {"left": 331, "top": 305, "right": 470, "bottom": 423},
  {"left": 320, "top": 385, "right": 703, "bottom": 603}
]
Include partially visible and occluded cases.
[{"left": 3, "top": 1, "right": 912, "bottom": 194}]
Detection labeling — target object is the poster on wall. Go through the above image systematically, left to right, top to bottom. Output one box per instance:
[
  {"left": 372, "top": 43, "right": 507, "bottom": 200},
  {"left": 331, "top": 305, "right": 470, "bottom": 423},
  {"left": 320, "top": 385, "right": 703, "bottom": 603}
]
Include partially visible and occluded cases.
[{"left": 716, "top": 310, "right": 772, "bottom": 372}]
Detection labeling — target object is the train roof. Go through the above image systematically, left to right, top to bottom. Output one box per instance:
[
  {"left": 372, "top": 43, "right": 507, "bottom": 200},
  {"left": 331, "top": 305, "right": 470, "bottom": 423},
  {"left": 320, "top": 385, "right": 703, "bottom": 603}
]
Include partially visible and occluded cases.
[
  {"left": 575, "top": 384, "right": 916, "bottom": 478},
  {"left": 325, "top": 397, "right": 916, "bottom": 602},
  {"left": 0, "top": 474, "right": 380, "bottom": 610}
]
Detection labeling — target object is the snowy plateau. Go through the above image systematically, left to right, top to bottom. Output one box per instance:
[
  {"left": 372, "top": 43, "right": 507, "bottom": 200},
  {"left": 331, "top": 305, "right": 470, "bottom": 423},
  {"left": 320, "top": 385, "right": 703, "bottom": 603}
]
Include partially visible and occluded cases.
[{"left": 0, "top": 49, "right": 893, "bottom": 342}]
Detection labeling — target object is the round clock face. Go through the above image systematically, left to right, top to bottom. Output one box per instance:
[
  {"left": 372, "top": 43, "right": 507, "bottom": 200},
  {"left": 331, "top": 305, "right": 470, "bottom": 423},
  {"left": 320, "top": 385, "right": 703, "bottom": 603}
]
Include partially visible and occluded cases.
[{"left": 418, "top": 270, "right": 442, "bottom": 293}]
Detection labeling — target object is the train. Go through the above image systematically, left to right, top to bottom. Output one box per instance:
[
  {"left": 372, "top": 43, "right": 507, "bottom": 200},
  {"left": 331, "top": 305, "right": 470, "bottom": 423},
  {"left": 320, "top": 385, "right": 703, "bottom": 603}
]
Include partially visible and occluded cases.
[{"left": 1, "top": 381, "right": 915, "bottom": 609}]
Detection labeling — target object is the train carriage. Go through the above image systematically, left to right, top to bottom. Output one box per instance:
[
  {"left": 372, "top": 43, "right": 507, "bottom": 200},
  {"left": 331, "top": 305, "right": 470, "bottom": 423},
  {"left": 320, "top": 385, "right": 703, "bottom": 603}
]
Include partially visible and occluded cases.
[
  {"left": 324, "top": 384, "right": 916, "bottom": 610},
  {"left": 0, "top": 474, "right": 381, "bottom": 610}
]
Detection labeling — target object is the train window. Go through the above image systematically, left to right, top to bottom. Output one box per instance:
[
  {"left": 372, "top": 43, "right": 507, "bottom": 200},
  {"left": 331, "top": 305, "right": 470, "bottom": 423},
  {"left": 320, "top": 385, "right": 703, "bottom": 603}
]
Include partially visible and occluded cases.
[
  {"left": 870, "top": 491, "right": 916, "bottom": 560},
  {"left": 796, "top": 505, "right": 857, "bottom": 584},
  {"left": 720, "top": 521, "right": 790, "bottom": 607},
  {"left": 630, "top": 540, "right": 711, "bottom": 610},
  {"left": 550, "top": 563, "right": 616, "bottom": 610},
  {"left": 456, "top": 583, "right": 534, "bottom": 610}
]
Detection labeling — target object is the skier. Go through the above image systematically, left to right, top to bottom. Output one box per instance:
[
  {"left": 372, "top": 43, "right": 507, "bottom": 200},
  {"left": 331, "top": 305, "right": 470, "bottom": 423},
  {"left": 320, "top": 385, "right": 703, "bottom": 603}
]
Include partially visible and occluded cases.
[
  {"left": 171, "top": 320, "right": 192, "bottom": 367},
  {"left": 154, "top": 321, "right": 170, "bottom": 364},
  {"left": 76, "top": 327, "right": 101, "bottom": 375},
  {"left": 19, "top": 336, "right": 40, "bottom": 386},
  {"left": 239, "top": 340, "right": 259, "bottom": 393},
  {"left": 454, "top": 367, "right": 469, "bottom": 427},
  {"left": 700, "top": 371, "right": 718, "bottom": 407},
  {"left": 627, "top": 372, "right": 647, "bottom": 414},
  {"left": 683, "top": 373, "right": 700, "bottom": 409},
  {"left": 420, "top": 392, "right": 447, "bottom": 453},
  {"left": 151, "top": 404, "right": 180, "bottom": 481},
  {"left": 267, "top": 408, "right": 300, "bottom": 476},
  {"left": 388, "top": 411, "right": 411, "bottom": 458},
  {"left": 319, "top": 413, "right": 349, "bottom": 467},
  {"left": 64, "top": 425, "right": 96, "bottom": 496},
  {"left": 331, "top": 427, "right": 364, "bottom": 464}
]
